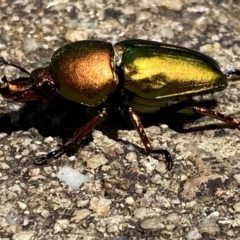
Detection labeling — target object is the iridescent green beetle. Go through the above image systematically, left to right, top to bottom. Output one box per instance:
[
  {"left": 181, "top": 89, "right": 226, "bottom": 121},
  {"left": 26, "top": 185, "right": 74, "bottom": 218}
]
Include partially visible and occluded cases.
[{"left": 0, "top": 39, "right": 240, "bottom": 170}]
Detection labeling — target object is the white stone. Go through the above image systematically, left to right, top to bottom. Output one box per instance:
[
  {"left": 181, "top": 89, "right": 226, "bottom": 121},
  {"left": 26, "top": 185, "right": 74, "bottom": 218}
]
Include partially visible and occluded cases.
[{"left": 57, "top": 166, "right": 92, "bottom": 190}]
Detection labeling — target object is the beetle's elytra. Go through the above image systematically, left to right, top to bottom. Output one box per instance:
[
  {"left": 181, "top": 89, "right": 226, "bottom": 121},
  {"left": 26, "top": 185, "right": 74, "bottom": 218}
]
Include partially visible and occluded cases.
[{"left": 1, "top": 39, "right": 240, "bottom": 170}]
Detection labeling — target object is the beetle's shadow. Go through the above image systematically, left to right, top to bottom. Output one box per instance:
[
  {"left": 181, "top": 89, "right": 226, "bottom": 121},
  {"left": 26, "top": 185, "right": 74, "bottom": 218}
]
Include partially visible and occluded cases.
[
  {"left": 0, "top": 96, "right": 91, "bottom": 139},
  {"left": 0, "top": 97, "right": 221, "bottom": 144},
  {"left": 139, "top": 100, "right": 221, "bottom": 133}
]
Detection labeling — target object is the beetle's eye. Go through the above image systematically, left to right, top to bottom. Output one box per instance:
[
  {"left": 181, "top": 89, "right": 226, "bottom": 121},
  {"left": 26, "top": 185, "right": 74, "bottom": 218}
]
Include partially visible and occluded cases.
[{"left": 41, "top": 81, "right": 51, "bottom": 89}]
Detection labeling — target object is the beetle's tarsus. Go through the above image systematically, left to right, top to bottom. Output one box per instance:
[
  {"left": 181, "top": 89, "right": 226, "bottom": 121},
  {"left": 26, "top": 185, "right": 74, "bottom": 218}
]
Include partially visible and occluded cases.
[
  {"left": 225, "top": 69, "right": 240, "bottom": 81},
  {"left": 129, "top": 107, "right": 173, "bottom": 170},
  {"left": 34, "top": 109, "right": 107, "bottom": 165},
  {"left": 35, "top": 142, "right": 73, "bottom": 164},
  {"left": 149, "top": 149, "right": 173, "bottom": 171},
  {"left": 163, "top": 150, "right": 173, "bottom": 171},
  {"left": 35, "top": 151, "right": 62, "bottom": 165},
  {"left": 35, "top": 152, "right": 58, "bottom": 165},
  {"left": 34, "top": 156, "right": 48, "bottom": 165}
]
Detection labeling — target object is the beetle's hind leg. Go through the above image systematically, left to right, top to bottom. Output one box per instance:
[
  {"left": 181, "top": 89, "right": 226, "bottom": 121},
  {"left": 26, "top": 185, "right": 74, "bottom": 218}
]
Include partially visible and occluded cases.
[
  {"left": 186, "top": 106, "right": 240, "bottom": 130},
  {"left": 129, "top": 107, "right": 173, "bottom": 171},
  {"left": 35, "top": 108, "right": 107, "bottom": 164}
]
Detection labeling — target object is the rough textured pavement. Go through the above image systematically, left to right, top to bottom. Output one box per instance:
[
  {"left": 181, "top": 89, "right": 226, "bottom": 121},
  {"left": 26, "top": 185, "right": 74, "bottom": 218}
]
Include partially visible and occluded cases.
[{"left": 0, "top": 1, "right": 240, "bottom": 239}]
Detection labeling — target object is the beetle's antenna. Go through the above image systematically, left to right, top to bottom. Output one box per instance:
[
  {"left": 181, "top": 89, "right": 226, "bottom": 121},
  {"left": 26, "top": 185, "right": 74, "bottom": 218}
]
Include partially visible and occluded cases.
[
  {"left": 0, "top": 57, "right": 30, "bottom": 75},
  {"left": 225, "top": 69, "right": 240, "bottom": 81}
]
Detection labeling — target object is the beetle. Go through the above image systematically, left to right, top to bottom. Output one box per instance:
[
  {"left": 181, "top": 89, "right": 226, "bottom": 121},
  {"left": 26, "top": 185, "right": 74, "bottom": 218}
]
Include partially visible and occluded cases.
[{"left": 0, "top": 39, "right": 240, "bottom": 170}]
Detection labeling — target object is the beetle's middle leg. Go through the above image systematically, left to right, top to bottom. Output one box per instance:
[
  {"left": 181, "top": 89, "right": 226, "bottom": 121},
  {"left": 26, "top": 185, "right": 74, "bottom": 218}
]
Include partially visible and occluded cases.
[
  {"left": 186, "top": 106, "right": 240, "bottom": 130},
  {"left": 129, "top": 107, "right": 173, "bottom": 170},
  {"left": 35, "top": 108, "right": 107, "bottom": 164}
]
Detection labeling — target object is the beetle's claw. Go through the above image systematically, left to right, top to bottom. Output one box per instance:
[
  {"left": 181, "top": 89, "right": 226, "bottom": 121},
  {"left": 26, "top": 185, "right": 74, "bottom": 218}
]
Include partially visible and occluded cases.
[
  {"left": 0, "top": 57, "right": 7, "bottom": 66},
  {"left": 225, "top": 69, "right": 240, "bottom": 81},
  {"left": 0, "top": 75, "right": 8, "bottom": 88},
  {"left": 34, "top": 142, "right": 74, "bottom": 165},
  {"left": 35, "top": 149, "right": 62, "bottom": 165},
  {"left": 148, "top": 149, "right": 173, "bottom": 171},
  {"left": 161, "top": 150, "right": 173, "bottom": 171},
  {"left": 35, "top": 156, "right": 48, "bottom": 165},
  {"left": 166, "top": 157, "right": 173, "bottom": 171}
]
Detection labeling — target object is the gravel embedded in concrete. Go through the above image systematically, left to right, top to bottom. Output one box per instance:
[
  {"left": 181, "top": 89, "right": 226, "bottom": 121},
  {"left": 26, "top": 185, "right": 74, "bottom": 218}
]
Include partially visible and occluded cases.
[{"left": 0, "top": 0, "right": 240, "bottom": 239}]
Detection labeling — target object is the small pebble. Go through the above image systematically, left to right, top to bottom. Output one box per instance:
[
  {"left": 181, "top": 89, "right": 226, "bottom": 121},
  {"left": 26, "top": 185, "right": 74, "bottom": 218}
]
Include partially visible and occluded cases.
[
  {"left": 158, "top": 0, "right": 184, "bottom": 11},
  {"left": 65, "top": 29, "right": 88, "bottom": 42},
  {"left": 23, "top": 39, "right": 41, "bottom": 53},
  {"left": 0, "top": 133, "right": 7, "bottom": 139},
  {"left": 44, "top": 136, "right": 54, "bottom": 143},
  {"left": 22, "top": 149, "right": 29, "bottom": 156},
  {"left": 125, "top": 151, "right": 137, "bottom": 161},
  {"left": 86, "top": 153, "right": 108, "bottom": 169},
  {"left": 155, "top": 161, "right": 166, "bottom": 173},
  {"left": 0, "top": 162, "right": 10, "bottom": 169},
  {"left": 57, "top": 166, "right": 92, "bottom": 190},
  {"left": 28, "top": 168, "right": 40, "bottom": 176},
  {"left": 233, "top": 174, "right": 240, "bottom": 184},
  {"left": 125, "top": 196, "right": 135, "bottom": 205},
  {"left": 90, "top": 197, "right": 111, "bottom": 217},
  {"left": 77, "top": 200, "right": 89, "bottom": 208},
  {"left": 17, "top": 201, "right": 27, "bottom": 210},
  {"left": 233, "top": 202, "right": 240, "bottom": 212},
  {"left": 134, "top": 207, "right": 147, "bottom": 219},
  {"left": 41, "top": 209, "right": 50, "bottom": 219},
  {"left": 71, "top": 209, "right": 91, "bottom": 223},
  {"left": 166, "top": 212, "right": 181, "bottom": 224},
  {"left": 140, "top": 217, "right": 165, "bottom": 229},
  {"left": 198, "top": 218, "right": 219, "bottom": 235},
  {"left": 53, "top": 219, "right": 69, "bottom": 233},
  {"left": 107, "top": 223, "right": 119, "bottom": 233},
  {"left": 186, "top": 227, "right": 202, "bottom": 240},
  {"left": 226, "top": 229, "right": 235, "bottom": 237},
  {"left": 12, "top": 231, "right": 36, "bottom": 240}
]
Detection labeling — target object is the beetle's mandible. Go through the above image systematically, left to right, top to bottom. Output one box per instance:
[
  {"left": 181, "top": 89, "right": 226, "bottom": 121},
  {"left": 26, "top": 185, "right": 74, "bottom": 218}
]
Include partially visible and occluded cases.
[{"left": 1, "top": 39, "right": 240, "bottom": 170}]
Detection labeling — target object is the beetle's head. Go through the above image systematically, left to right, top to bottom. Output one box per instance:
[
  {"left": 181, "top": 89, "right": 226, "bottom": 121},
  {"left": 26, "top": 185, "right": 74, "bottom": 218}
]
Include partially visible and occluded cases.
[
  {"left": 0, "top": 57, "right": 58, "bottom": 101},
  {"left": 30, "top": 67, "right": 57, "bottom": 99}
]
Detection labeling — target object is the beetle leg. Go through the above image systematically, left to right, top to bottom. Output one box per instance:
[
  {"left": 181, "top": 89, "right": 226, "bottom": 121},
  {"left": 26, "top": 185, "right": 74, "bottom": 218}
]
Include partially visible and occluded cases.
[
  {"left": 225, "top": 69, "right": 240, "bottom": 81},
  {"left": 187, "top": 106, "right": 240, "bottom": 130},
  {"left": 129, "top": 107, "right": 173, "bottom": 170},
  {"left": 35, "top": 108, "right": 107, "bottom": 164},
  {"left": 177, "top": 123, "right": 236, "bottom": 133}
]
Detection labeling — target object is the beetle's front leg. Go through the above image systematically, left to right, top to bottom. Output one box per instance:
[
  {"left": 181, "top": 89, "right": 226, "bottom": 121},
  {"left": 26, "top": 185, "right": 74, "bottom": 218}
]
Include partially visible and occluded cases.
[
  {"left": 35, "top": 108, "right": 107, "bottom": 164},
  {"left": 129, "top": 108, "right": 173, "bottom": 171}
]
